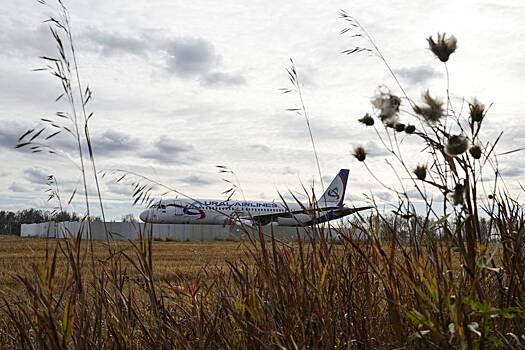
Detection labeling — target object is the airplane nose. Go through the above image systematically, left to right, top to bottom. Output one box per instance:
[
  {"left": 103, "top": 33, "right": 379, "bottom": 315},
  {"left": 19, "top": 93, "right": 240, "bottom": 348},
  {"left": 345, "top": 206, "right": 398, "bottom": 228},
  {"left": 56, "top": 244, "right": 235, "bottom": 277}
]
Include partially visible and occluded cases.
[{"left": 139, "top": 210, "right": 149, "bottom": 222}]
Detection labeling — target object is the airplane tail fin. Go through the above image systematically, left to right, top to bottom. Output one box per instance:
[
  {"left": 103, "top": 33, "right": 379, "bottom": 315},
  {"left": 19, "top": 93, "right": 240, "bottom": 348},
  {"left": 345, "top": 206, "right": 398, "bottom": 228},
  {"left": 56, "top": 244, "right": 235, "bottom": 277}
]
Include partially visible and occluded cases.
[{"left": 316, "top": 169, "right": 349, "bottom": 208}]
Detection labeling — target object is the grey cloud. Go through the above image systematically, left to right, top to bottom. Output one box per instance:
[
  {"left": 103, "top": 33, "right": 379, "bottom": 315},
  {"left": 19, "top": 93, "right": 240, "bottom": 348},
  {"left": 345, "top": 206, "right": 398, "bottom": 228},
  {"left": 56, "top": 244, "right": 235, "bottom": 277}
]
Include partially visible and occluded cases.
[
  {"left": 1, "top": 22, "right": 55, "bottom": 57},
  {"left": 82, "top": 28, "right": 245, "bottom": 86},
  {"left": 86, "top": 28, "right": 149, "bottom": 56},
  {"left": 164, "top": 37, "right": 218, "bottom": 76},
  {"left": 394, "top": 65, "right": 442, "bottom": 85},
  {"left": 201, "top": 71, "right": 246, "bottom": 86},
  {"left": 279, "top": 115, "right": 351, "bottom": 140},
  {"left": 0, "top": 121, "right": 139, "bottom": 158},
  {"left": 0, "top": 124, "right": 21, "bottom": 149},
  {"left": 92, "top": 130, "right": 140, "bottom": 155},
  {"left": 140, "top": 135, "right": 197, "bottom": 164},
  {"left": 364, "top": 141, "right": 390, "bottom": 158},
  {"left": 249, "top": 144, "right": 271, "bottom": 153},
  {"left": 24, "top": 167, "right": 52, "bottom": 185},
  {"left": 282, "top": 167, "right": 298, "bottom": 175},
  {"left": 500, "top": 167, "right": 523, "bottom": 178},
  {"left": 179, "top": 175, "right": 214, "bottom": 186},
  {"left": 322, "top": 175, "right": 332, "bottom": 183},
  {"left": 9, "top": 182, "right": 31, "bottom": 193},
  {"left": 106, "top": 182, "right": 133, "bottom": 197},
  {"left": 375, "top": 191, "right": 393, "bottom": 201}
]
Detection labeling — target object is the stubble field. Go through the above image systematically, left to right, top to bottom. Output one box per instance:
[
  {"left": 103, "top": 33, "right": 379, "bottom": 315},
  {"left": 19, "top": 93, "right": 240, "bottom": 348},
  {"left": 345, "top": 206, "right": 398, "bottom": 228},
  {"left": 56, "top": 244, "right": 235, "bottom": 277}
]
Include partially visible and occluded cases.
[{"left": 0, "top": 235, "right": 247, "bottom": 297}]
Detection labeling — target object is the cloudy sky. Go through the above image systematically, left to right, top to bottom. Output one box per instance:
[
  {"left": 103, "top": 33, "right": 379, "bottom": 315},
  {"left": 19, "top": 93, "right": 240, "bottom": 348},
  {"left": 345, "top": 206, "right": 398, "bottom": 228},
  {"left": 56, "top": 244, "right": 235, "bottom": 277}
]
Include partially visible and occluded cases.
[{"left": 0, "top": 0, "right": 523, "bottom": 219}]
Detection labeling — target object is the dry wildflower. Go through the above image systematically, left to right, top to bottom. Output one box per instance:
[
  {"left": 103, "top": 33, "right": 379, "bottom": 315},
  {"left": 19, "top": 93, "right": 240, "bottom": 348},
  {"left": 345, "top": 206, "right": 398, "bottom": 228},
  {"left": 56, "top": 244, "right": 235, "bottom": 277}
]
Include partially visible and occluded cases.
[
  {"left": 427, "top": 33, "right": 457, "bottom": 62},
  {"left": 371, "top": 87, "right": 401, "bottom": 125},
  {"left": 414, "top": 90, "right": 444, "bottom": 124},
  {"left": 469, "top": 98, "right": 485, "bottom": 123},
  {"left": 358, "top": 113, "right": 375, "bottom": 126},
  {"left": 394, "top": 123, "right": 405, "bottom": 132},
  {"left": 405, "top": 125, "right": 416, "bottom": 134},
  {"left": 445, "top": 134, "right": 469, "bottom": 156},
  {"left": 469, "top": 145, "right": 482, "bottom": 159},
  {"left": 353, "top": 146, "right": 367, "bottom": 162},
  {"left": 413, "top": 164, "right": 427, "bottom": 181},
  {"left": 450, "top": 182, "right": 465, "bottom": 206}
]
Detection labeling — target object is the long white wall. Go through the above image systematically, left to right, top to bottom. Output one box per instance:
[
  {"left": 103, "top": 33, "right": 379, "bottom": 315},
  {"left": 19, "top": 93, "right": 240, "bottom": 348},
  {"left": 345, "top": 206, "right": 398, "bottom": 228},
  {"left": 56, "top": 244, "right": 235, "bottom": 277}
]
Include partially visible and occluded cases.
[{"left": 20, "top": 221, "right": 330, "bottom": 241}]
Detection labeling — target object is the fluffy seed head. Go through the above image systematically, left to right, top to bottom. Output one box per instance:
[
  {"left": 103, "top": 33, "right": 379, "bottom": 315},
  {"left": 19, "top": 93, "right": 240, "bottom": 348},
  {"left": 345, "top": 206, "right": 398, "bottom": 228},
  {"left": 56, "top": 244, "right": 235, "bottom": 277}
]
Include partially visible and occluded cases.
[
  {"left": 427, "top": 33, "right": 457, "bottom": 62},
  {"left": 371, "top": 87, "right": 401, "bottom": 125},
  {"left": 414, "top": 90, "right": 444, "bottom": 124},
  {"left": 469, "top": 98, "right": 485, "bottom": 123},
  {"left": 358, "top": 113, "right": 375, "bottom": 126},
  {"left": 405, "top": 125, "right": 416, "bottom": 134},
  {"left": 445, "top": 134, "right": 469, "bottom": 156},
  {"left": 469, "top": 145, "right": 482, "bottom": 159},
  {"left": 353, "top": 146, "right": 367, "bottom": 162},
  {"left": 413, "top": 164, "right": 427, "bottom": 181},
  {"left": 450, "top": 182, "right": 465, "bottom": 206}
]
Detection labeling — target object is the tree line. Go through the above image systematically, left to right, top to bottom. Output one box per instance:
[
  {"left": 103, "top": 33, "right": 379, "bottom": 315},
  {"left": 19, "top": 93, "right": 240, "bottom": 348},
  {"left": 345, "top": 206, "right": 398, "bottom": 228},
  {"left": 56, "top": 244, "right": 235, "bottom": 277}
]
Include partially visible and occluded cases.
[{"left": 0, "top": 209, "right": 81, "bottom": 235}]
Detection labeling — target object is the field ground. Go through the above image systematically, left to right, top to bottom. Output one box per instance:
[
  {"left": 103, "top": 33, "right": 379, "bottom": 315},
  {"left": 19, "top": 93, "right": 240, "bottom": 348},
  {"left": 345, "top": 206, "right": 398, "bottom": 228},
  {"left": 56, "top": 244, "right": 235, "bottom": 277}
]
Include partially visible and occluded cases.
[{"left": 0, "top": 234, "right": 247, "bottom": 297}]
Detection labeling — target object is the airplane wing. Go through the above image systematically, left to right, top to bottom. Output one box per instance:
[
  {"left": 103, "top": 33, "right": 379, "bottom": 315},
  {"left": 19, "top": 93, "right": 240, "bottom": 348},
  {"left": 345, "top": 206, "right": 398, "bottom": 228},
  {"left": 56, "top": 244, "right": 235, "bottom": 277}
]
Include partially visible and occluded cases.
[{"left": 243, "top": 206, "right": 373, "bottom": 226}]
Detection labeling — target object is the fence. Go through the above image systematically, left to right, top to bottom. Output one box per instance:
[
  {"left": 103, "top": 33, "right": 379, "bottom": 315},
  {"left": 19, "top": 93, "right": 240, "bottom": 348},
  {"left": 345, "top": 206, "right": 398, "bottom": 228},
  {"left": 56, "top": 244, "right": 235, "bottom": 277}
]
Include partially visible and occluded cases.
[{"left": 20, "top": 221, "right": 333, "bottom": 241}]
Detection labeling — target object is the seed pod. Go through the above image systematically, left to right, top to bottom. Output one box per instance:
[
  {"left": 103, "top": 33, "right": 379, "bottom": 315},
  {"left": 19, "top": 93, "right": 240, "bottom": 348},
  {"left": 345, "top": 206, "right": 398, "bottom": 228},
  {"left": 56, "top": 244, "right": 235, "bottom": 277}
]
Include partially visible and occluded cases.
[
  {"left": 427, "top": 32, "right": 457, "bottom": 63},
  {"left": 413, "top": 90, "right": 444, "bottom": 125},
  {"left": 469, "top": 98, "right": 485, "bottom": 123},
  {"left": 358, "top": 113, "right": 375, "bottom": 126},
  {"left": 395, "top": 123, "right": 406, "bottom": 132},
  {"left": 405, "top": 124, "right": 416, "bottom": 134},
  {"left": 445, "top": 135, "right": 469, "bottom": 156},
  {"left": 469, "top": 145, "right": 482, "bottom": 159},
  {"left": 353, "top": 146, "right": 367, "bottom": 162},
  {"left": 413, "top": 164, "right": 427, "bottom": 181},
  {"left": 450, "top": 183, "right": 465, "bottom": 206}
]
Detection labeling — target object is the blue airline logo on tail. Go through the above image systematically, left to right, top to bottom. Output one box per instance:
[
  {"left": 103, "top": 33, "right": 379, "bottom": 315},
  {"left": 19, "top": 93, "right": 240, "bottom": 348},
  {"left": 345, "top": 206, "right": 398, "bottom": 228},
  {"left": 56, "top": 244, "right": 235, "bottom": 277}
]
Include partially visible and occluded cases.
[{"left": 327, "top": 187, "right": 340, "bottom": 199}]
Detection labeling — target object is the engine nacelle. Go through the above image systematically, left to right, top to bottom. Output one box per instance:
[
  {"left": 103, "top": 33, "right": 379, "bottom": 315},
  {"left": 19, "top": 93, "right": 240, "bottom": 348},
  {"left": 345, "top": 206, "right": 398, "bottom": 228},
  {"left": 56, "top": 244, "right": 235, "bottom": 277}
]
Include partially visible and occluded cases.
[{"left": 218, "top": 216, "right": 254, "bottom": 227}]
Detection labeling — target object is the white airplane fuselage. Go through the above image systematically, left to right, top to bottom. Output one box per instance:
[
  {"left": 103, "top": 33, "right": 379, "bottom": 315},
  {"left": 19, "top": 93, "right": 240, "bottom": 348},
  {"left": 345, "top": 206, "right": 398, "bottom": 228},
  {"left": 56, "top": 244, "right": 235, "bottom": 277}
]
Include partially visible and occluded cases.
[
  {"left": 138, "top": 169, "right": 371, "bottom": 227},
  {"left": 140, "top": 199, "right": 305, "bottom": 226}
]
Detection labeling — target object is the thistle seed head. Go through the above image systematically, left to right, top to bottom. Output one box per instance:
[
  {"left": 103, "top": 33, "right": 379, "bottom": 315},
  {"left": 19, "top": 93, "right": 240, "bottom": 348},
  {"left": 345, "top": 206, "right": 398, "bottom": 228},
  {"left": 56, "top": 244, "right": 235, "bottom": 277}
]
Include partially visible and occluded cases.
[
  {"left": 427, "top": 32, "right": 457, "bottom": 62},
  {"left": 371, "top": 87, "right": 401, "bottom": 125},
  {"left": 414, "top": 90, "right": 444, "bottom": 125},
  {"left": 469, "top": 98, "right": 485, "bottom": 123},
  {"left": 358, "top": 113, "right": 375, "bottom": 126},
  {"left": 394, "top": 123, "right": 406, "bottom": 132},
  {"left": 405, "top": 124, "right": 416, "bottom": 134},
  {"left": 445, "top": 134, "right": 469, "bottom": 156},
  {"left": 469, "top": 145, "right": 482, "bottom": 159},
  {"left": 353, "top": 146, "right": 367, "bottom": 162},
  {"left": 413, "top": 164, "right": 427, "bottom": 181},
  {"left": 450, "top": 182, "right": 465, "bottom": 206}
]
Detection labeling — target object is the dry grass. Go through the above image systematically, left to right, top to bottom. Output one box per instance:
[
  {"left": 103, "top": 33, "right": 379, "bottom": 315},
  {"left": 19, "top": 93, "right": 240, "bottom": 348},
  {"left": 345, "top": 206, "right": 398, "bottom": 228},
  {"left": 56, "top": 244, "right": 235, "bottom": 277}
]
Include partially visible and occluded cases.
[
  {"left": 3, "top": 2, "right": 525, "bottom": 348},
  {"left": 0, "top": 235, "right": 247, "bottom": 296}
]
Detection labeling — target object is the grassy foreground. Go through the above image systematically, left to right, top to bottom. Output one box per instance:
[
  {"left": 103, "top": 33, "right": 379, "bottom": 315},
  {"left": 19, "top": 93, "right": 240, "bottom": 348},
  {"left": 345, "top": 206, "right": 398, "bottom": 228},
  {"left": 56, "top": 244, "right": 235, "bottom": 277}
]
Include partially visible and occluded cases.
[
  {"left": 4, "top": 1, "right": 525, "bottom": 348},
  {"left": 0, "top": 235, "right": 246, "bottom": 295}
]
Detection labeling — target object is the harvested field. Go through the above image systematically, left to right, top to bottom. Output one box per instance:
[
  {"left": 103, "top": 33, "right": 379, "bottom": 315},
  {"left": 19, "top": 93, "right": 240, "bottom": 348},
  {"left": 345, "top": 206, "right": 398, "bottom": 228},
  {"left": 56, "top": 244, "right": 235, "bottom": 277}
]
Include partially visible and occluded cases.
[{"left": 0, "top": 235, "right": 247, "bottom": 296}]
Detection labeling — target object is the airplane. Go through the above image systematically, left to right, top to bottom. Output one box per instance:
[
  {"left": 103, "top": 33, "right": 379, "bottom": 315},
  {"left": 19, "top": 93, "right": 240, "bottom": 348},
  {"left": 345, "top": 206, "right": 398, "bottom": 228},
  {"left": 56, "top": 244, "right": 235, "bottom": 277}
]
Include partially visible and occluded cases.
[{"left": 138, "top": 169, "right": 372, "bottom": 227}]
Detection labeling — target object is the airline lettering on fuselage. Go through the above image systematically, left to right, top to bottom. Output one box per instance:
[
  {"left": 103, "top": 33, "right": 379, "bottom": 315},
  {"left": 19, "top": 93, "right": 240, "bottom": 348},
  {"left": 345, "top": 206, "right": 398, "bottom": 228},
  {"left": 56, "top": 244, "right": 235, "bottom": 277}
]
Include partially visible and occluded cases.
[{"left": 198, "top": 201, "right": 279, "bottom": 208}]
